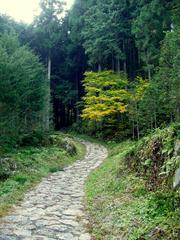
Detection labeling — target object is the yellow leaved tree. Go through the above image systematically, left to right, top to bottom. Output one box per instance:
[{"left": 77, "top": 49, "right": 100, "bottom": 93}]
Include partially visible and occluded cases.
[
  {"left": 81, "top": 71, "right": 130, "bottom": 122},
  {"left": 81, "top": 71, "right": 149, "bottom": 139}
]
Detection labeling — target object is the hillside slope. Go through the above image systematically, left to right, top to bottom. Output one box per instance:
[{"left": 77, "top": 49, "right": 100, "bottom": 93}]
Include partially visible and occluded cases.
[
  {"left": 85, "top": 124, "right": 179, "bottom": 240},
  {"left": 0, "top": 133, "right": 85, "bottom": 216}
]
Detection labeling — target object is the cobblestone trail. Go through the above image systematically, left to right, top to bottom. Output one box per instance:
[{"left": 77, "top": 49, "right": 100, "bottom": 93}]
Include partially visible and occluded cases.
[{"left": 0, "top": 141, "right": 107, "bottom": 240}]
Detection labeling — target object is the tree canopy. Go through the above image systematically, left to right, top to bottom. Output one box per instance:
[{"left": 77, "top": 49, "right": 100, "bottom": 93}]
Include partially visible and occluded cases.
[
  {"left": 0, "top": 0, "right": 179, "bottom": 142},
  {"left": 0, "top": 32, "right": 46, "bottom": 143}
]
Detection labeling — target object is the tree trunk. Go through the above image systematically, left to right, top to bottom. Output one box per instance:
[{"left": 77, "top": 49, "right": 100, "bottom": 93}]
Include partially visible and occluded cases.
[
  {"left": 123, "top": 40, "right": 127, "bottom": 73},
  {"left": 45, "top": 54, "right": 51, "bottom": 130},
  {"left": 111, "top": 54, "right": 115, "bottom": 71},
  {"left": 48, "top": 55, "right": 51, "bottom": 83},
  {"left": 116, "top": 58, "right": 120, "bottom": 73},
  {"left": 124, "top": 60, "right": 127, "bottom": 73},
  {"left": 98, "top": 63, "right": 102, "bottom": 72},
  {"left": 148, "top": 68, "right": 151, "bottom": 80},
  {"left": 136, "top": 103, "right": 140, "bottom": 140},
  {"left": 176, "top": 105, "right": 179, "bottom": 121},
  {"left": 66, "top": 106, "right": 70, "bottom": 126},
  {"left": 154, "top": 111, "right": 157, "bottom": 129},
  {"left": 150, "top": 117, "right": 153, "bottom": 130},
  {"left": 132, "top": 119, "right": 135, "bottom": 139},
  {"left": 137, "top": 120, "right": 140, "bottom": 140}
]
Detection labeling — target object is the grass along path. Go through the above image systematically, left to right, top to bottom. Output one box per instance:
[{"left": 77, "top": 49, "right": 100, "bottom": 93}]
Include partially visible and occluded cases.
[
  {"left": 0, "top": 133, "right": 85, "bottom": 217},
  {"left": 85, "top": 140, "right": 179, "bottom": 240},
  {"left": 0, "top": 141, "right": 107, "bottom": 239}
]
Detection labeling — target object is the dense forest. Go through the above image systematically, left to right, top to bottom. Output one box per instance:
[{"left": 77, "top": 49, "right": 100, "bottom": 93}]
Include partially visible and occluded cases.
[
  {"left": 0, "top": 0, "right": 180, "bottom": 239},
  {"left": 0, "top": 0, "right": 179, "bottom": 143}
]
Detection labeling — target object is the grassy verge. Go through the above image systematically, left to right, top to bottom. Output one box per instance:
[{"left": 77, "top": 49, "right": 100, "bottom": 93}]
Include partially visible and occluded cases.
[
  {"left": 0, "top": 132, "right": 85, "bottom": 217},
  {"left": 85, "top": 134, "right": 179, "bottom": 239}
]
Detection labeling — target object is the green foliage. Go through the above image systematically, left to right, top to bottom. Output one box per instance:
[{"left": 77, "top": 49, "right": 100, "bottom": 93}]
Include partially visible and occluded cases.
[
  {"left": 1, "top": 0, "right": 177, "bottom": 137},
  {"left": 1, "top": 0, "right": 178, "bottom": 138},
  {"left": 34, "top": 0, "right": 65, "bottom": 52},
  {"left": 70, "top": 0, "right": 179, "bottom": 141},
  {"left": 81, "top": 0, "right": 129, "bottom": 70},
  {"left": 132, "top": 0, "right": 171, "bottom": 79},
  {"left": 155, "top": 28, "right": 180, "bottom": 122},
  {"left": 0, "top": 32, "right": 46, "bottom": 145},
  {"left": 80, "top": 71, "right": 150, "bottom": 140},
  {"left": 55, "top": 80, "right": 78, "bottom": 106},
  {"left": 124, "top": 124, "right": 180, "bottom": 191},
  {"left": 85, "top": 130, "right": 179, "bottom": 240},
  {"left": 18, "top": 131, "right": 50, "bottom": 147},
  {"left": 0, "top": 133, "right": 85, "bottom": 216},
  {"left": 0, "top": 133, "right": 78, "bottom": 182},
  {"left": 0, "top": 158, "right": 16, "bottom": 180},
  {"left": 49, "top": 166, "right": 64, "bottom": 173},
  {"left": 12, "top": 175, "right": 28, "bottom": 185}
]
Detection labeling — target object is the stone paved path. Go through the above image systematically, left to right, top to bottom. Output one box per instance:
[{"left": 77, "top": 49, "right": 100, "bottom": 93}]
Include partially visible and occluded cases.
[{"left": 0, "top": 141, "right": 107, "bottom": 240}]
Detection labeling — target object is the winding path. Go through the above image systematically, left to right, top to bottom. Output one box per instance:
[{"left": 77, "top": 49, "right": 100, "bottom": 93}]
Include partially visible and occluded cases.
[{"left": 0, "top": 141, "right": 107, "bottom": 240}]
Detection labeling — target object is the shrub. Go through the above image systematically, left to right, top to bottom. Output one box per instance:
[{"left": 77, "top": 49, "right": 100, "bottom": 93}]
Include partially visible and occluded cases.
[
  {"left": 124, "top": 124, "right": 180, "bottom": 191},
  {"left": 0, "top": 157, "right": 16, "bottom": 180}
]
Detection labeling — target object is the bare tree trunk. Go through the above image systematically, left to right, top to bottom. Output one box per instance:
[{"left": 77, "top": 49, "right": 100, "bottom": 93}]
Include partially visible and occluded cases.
[
  {"left": 123, "top": 40, "right": 127, "bottom": 73},
  {"left": 138, "top": 50, "right": 141, "bottom": 66},
  {"left": 45, "top": 54, "right": 51, "bottom": 131},
  {"left": 111, "top": 54, "right": 115, "bottom": 71},
  {"left": 48, "top": 55, "right": 51, "bottom": 83},
  {"left": 117, "top": 58, "right": 120, "bottom": 73},
  {"left": 124, "top": 60, "right": 127, "bottom": 73},
  {"left": 98, "top": 63, "right": 102, "bottom": 72},
  {"left": 148, "top": 68, "right": 151, "bottom": 80},
  {"left": 136, "top": 103, "right": 140, "bottom": 140},
  {"left": 176, "top": 106, "right": 179, "bottom": 121},
  {"left": 154, "top": 111, "right": 157, "bottom": 129},
  {"left": 170, "top": 112, "right": 173, "bottom": 122},
  {"left": 150, "top": 117, "right": 153, "bottom": 130},
  {"left": 132, "top": 119, "right": 135, "bottom": 139},
  {"left": 137, "top": 120, "right": 140, "bottom": 140}
]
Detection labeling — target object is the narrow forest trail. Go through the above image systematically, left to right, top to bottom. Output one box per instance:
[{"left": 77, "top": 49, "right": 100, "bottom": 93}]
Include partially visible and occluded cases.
[{"left": 0, "top": 141, "right": 108, "bottom": 240}]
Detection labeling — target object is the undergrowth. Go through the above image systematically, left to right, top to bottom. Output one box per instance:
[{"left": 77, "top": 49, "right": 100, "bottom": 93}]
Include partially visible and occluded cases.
[
  {"left": 85, "top": 125, "right": 179, "bottom": 240},
  {"left": 0, "top": 132, "right": 85, "bottom": 216}
]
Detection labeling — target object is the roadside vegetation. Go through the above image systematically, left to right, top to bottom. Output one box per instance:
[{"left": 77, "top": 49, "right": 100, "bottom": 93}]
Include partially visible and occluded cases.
[
  {"left": 0, "top": 1, "right": 179, "bottom": 239},
  {"left": 85, "top": 124, "right": 179, "bottom": 240},
  {"left": 0, "top": 132, "right": 85, "bottom": 217}
]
